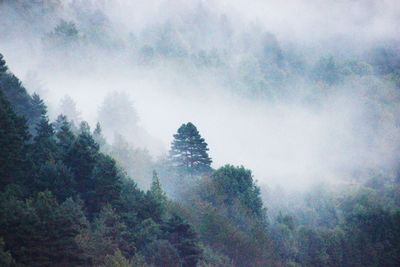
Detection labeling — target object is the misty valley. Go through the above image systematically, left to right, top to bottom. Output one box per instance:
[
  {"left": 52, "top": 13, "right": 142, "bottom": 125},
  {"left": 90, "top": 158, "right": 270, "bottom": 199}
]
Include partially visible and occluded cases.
[{"left": 1, "top": 1, "right": 400, "bottom": 267}]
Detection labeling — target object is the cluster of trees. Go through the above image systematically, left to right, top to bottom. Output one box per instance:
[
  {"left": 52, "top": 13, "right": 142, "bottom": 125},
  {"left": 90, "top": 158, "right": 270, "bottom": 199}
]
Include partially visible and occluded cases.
[
  {"left": 2, "top": 47, "right": 400, "bottom": 267},
  {"left": 0, "top": 54, "right": 203, "bottom": 266}
]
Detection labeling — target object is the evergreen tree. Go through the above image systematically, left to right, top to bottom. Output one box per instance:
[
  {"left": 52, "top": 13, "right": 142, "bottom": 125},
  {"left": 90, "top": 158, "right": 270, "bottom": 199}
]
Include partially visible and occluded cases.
[
  {"left": 0, "top": 53, "right": 8, "bottom": 74},
  {"left": 0, "top": 54, "right": 44, "bottom": 135},
  {"left": 0, "top": 91, "right": 30, "bottom": 190},
  {"left": 30, "top": 93, "right": 47, "bottom": 134},
  {"left": 54, "top": 114, "right": 76, "bottom": 159},
  {"left": 32, "top": 116, "right": 59, "bottom": 164},
  {"left": 65, "top": 122, "right": 99, "bottom": 198},
  {"left": 93, "top": 122, "right": 107, "bottom": 149},
  {"left": 169, "top": 122, "right": 212, "bottom": 176},
  {"left": 86, "top": 154, "right": 122, "bottom": 215},
  {"left": 36, "top": 161, "right": 77, "bottom": 202},
  {"left": 145, "top": 171, "right": 167, "bottom": 222},
  {"left": 149, "top": 171, "right": 167, "bottom": 205},
  {"left": 0, "top": 191, "right": 88, "bottom": 267},
  {"left": 84, "top": 205, "right": 132, "bottom": 265},
  {"left": 162, "top": 214, "right": 203, "bottom": 267},
  {"left": 101, "top": 249, "right": 132, "bottom": 267}
]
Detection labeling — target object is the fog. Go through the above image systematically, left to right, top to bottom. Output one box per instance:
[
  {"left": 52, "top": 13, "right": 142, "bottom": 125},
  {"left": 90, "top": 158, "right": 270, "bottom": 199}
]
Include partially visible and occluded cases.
[{"left": 1, "top": 0, "right": 399, "bottom": 189}]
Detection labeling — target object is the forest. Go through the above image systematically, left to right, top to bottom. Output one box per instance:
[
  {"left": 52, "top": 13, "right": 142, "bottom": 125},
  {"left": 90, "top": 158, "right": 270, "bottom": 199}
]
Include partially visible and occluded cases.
[{"left": 1, "top": 1, "right": 400, "bottom": 266}]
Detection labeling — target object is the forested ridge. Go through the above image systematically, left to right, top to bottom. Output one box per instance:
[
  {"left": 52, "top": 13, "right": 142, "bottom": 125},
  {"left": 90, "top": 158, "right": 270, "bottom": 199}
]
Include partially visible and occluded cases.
[
  {"left": 1, "top": 0, "right": 400, "bottom": 266},
  {"left": 1, "top": 51, "right": 400, "bottom": 266}
]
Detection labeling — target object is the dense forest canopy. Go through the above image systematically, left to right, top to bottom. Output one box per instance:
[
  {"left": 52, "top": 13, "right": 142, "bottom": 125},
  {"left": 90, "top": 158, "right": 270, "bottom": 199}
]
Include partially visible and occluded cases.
[{"left": 1, "top": 0, "right": 400, "bottom": 266}]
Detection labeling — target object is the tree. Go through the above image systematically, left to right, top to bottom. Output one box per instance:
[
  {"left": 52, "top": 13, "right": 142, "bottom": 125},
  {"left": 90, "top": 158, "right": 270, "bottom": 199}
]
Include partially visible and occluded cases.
[
  {"left": 0, "top": 53, "right": 8, "bottom": 74},
  {"left": 0, "top": 91, "right": 30, "bottom": 190},
  {"left": 59, "top": 95, "right": 81, "bottom": 126},
  {"left": 54, "top": 114, "right": 76, "bottom": 159},
  {"left": 32, "top": 116, "right": 59, "bottom": 165},
  {"left": 65, "top": 122, "right": 99, "bottom": 197},
  {"left": 93, "top": 122, "right": 107, "bottom": 149},
  {"left": 169, "top": 122, "right": 212, "bottom": 176},
  {"left": 86, "top": 154, "right": 122, "bottom": 215},
  {"left": 211, "top": 165, "right": 265, "bottom": 219},
  {"left": 144, "top": 171, "right": 168, "bottom": 223},
  {"left": 149, "top": 171, "right": 167, "bottom": 206},
  {"left": 0, "top": 191, "right": 88, "bottom": 267},
  {"left": 83, "top": 205, "right": 133, "bottom": 265},
  {"left": 162, "top": 214, "right": 203, "bottom": 267},
  {"left": 0, "top": 237, "right": 14, "bottom": 267},
  {"left": 143, "top": 240, "right": 181, "bottom": 267},
  {"left": 101, "top": 249, "right": 132, "bottom": 267}
]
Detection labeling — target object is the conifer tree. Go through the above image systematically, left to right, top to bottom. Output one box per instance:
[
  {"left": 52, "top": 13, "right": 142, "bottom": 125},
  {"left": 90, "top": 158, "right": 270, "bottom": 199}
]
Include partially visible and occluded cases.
[
  {"left": 0, "top": 53, "right": 8, "bottom": 74},
  {"left": 0, "top": 91, "right": 30, "bottom": 190},
  {"left": 54, "top": 114, "right": 75, "bottom": 159},
  {"left": 32, "top": 116, "right": 59, "bottom": 164},
  {"left": 65, "top": 122, "right": 99, "bottom": 198},
  {"left": 93, "top": 122, "right": 107, "bottom": 149},
  {"left": 169, "top": 122, "right": 212, "bottom": 176},
  {"left": 86, "top": 154, "right": 122, "bottom": 215},
  {"left": 149, "top": 171, "right": 166, "bottom": 203},
  {"left": 162, "top": 214, "right": 203, "bottom": 267}
]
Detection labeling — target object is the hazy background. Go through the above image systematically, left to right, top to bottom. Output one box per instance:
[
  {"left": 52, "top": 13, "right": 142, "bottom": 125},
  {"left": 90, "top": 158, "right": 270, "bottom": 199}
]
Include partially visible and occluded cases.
[{"left": 1, "top": 0, "right": 399, "bottom": 189}]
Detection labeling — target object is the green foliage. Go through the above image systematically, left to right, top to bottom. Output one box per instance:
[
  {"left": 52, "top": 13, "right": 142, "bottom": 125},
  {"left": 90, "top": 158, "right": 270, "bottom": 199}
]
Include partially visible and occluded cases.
[
  {"left": 0, "top": 58, "right": 44, "bottom": 134},
  {"left": 0, "top": 90, "right": 30, "bottom": 190},
  {"left": 169, "top": 122, "right": 212, "bottom": 176},
  {"left": 87, "top": 154, "right": 122, "bottom": 214},
  {"left": 211, "top": 165, "right": 265, "bottom": 219},
  {"left": 0, "top": 191, "right": 88, "bottom": 267},
  {"left": 162, "top": 214, "right": 203, "bottom": 267},
  {"left": 0, "top": 237, "right": 14, "bottom": 267},
  {"left": 143, "top": 239, "right": 181, "bottom": 267},
  {"left": 101, "top": 249, "right": 132, "bottom": 267}
]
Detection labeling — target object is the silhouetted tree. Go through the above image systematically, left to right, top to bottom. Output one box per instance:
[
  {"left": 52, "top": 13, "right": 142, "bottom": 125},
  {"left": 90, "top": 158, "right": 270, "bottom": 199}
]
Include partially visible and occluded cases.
[{"left": 169, "top": 122, "right": 212, "bottom": 176}]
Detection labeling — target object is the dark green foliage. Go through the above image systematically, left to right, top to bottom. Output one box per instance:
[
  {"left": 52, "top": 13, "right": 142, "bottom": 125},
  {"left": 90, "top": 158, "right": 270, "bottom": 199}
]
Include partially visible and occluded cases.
[
  {"left": 0, "top": 54, "right": 8, "bottom": 74},
  {"left": 0, "top": 57, "right": 44, "bottom": 135},
  {"left": 0, "top": 91, "right": 30, "bottom": 190},
  {"left": 54, "top": 114, "right": 76, "bottom": 159},
  {"left": 32, "top": 116, "right": 60, "bottom": 165},
  {"left": 65, "top": 122, "right": 99, "bottom": 197},
  {"left": 169, "top": 122, "right": 212, "bottom": 176},
  {"left": 86, "top": 154, "right": 122, "bottom": 214},
  {"left": 35, "top": 161, "right": 77, "bottom": 202},
  {"left": 212, "top": 165, "right": 265, "bottom": 219},
  {"left": 0, "top": 191, "right": 88, "bottom": 267},
  {"left": 81, "top": 205, "right": 133, "bottom": 265},
  {"left": 162, "top": 215, "right": 203, "bottom": 267},
  {"left": 0, "top": 237, "right": 14, "bottom": 267},
  {"left": 143, "top": 239, "right": 181, "bottom": 267},
  {"left": 101, "top": 249, "right": 132, "bottom": 267}
]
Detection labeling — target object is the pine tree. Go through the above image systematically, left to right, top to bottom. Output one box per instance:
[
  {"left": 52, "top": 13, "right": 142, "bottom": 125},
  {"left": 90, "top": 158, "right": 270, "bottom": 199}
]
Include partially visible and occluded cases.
[
  {"left": 0, "top": 53, "right": 8, "bottom": 74},
  {"left": 0, "top": 91, "right": 30, "bottom": 190},
  {"left": 54, "top": 114, "right": 75, "bottom": 159},
  {"left": 32, "top": 116, "right": 59, "bottom": 164},
  {"left": 65, "top": 122, "right": 99, "bottom": 198},
  {"left": 93, "top": 122, "right": 107, "bottom": 149},
  {"left": 169, "top": 122, "right": 212, "bottom": 176},
  {"left": 86, "top": 154, "right": 122, "bottom": 215},
  {"left": 145, "top": 171, "right": 167, "bottom": 223},
  {"left": 149, "top": 171, "right": 167, "bottom": 205},
  {"left": 0, "top": 191, "right": 88, "bottom": 267},
  {"left": 162, "top": 214, "right": 203, "bottom": 267}
]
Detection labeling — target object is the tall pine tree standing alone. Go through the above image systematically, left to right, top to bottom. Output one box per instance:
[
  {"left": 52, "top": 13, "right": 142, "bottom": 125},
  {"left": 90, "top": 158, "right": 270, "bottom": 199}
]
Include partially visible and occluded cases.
[{"left": 169, "top": 122, "right": 212, "bottom": 176}]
